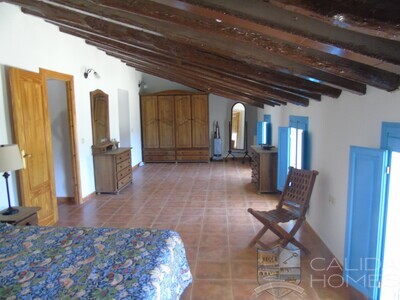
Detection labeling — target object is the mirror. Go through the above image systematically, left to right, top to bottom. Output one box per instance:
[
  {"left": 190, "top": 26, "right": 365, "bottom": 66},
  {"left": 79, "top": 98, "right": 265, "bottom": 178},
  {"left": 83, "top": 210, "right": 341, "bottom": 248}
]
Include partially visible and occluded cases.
[
  {"left": 90, "top": 89, "right": 110, "bottom": 145},
  {"left": 231, "top": 102, "right": 246, "bottom": 150}
]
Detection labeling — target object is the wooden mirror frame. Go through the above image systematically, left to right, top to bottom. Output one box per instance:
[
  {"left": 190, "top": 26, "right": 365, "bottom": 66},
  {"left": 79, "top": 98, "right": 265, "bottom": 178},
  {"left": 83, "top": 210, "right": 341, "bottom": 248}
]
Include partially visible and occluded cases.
[
  {"left": 90, "top": 89, "right": 110, "bottom": 146},
  {"left": 231, "top": 102, "right": 246, "bottom": 150}
]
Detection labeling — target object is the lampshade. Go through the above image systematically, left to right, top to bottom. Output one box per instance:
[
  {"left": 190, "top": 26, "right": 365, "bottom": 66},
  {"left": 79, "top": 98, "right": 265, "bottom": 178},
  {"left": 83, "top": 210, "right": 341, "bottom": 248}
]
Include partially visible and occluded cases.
[{"left": 0, "top": 144, "right": 24, "bottom": 172}]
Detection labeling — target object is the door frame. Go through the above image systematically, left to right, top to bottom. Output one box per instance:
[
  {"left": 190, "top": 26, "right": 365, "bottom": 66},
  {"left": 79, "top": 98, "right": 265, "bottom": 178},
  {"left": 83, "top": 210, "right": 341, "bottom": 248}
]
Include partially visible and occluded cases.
[{"left": 40, "top": 68, "right": 82, "bottom": 204}]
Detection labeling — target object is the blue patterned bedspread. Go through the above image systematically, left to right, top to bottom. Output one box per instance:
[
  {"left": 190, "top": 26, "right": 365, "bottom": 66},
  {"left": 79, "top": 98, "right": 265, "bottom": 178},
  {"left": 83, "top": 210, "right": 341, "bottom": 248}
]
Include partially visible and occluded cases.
[{"left": 0, "top": 223, "right": 192, "bottom": 299}]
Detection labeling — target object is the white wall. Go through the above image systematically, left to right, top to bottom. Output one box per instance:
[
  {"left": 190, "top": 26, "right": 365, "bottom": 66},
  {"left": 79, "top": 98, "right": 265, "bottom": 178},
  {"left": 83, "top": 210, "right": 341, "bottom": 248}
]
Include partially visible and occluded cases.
[
  {"left": 0, "top": 3, "right": 143, "bottom": 206},
  {"left": 142, "top": 74, "right": 260, "bottom": 157},
  {"left": 47, "top": 79, "right": 73, "bottom": 198},
  {"left": 260, "top": 87, "right": 400, "bottom": 263},
  {"left": 118, "top": 89, "right": 131, "bottom": 148}
]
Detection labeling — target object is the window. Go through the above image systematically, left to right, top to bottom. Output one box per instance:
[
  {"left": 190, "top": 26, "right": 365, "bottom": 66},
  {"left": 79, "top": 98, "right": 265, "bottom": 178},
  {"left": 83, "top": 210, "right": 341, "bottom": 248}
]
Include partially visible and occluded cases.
[
  {"left": 256, "top": 114, "right": 272, "bottom": 145},
  {"left": 277, "top": 116, "right": 308, "bottom": 191},
  {"left": 344, "top": 122, "right": 400, "bottom": 299}
]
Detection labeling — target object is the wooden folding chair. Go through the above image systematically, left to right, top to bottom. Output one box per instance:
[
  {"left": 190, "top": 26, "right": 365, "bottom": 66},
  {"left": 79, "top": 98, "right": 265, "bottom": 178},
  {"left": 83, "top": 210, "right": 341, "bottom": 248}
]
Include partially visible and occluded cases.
[{"left": 248, "top": 167, "right": 318, "bottom": 253}]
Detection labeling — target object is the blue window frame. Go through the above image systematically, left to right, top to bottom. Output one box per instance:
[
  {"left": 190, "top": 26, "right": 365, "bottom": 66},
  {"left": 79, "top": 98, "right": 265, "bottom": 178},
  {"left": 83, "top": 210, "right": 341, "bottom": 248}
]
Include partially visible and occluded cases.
[
  {"left": 256, "top": 114, "right": 272, "bottom": 145},
  {"left": 277, "top": 116, "right": 308, "bottom": 191},
  {"left": 381, "top": 122, "right": 400, "bottom": 151}
]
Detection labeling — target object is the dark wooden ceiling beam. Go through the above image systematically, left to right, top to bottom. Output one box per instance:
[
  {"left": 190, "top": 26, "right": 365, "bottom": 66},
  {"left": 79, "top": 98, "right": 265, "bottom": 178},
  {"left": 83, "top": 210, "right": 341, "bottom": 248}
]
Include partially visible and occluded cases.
[
  {"left": 13, "top": 0, "right": 368, "bottom": 94},
  {"left": 73, "top": 0, "right": 399, "bottom": 91},
  {"left": 176, "top": 0, "right": 400, "bottom": 67},
  {"left": 269, "top": 0, "right": 400, "bottom": 41},
  {"left": 152, "top": 1, "right": 400, "bottom": 76},
  {"left": 56, "top": 24, "right": 294, "bottom": 105},
  {"left": 59, "top": 25, "right": 340, "bottom": 99},
  {"left": 60, "top": 26, "right": 318, "bottom": 101},
  {"left": 83, "top": 38, "right": 310, "bottom": 106},
  {"left": 105, "top": 47, "right": 305, "bottom": 106},
  {"left": 113, "top": 52, "right": 283, "bottom": 107},
  {"left": 133, "top": 61, "right": 270, "bottom": 107},
  {"left": 128, "top": 63, "right": 272, "bottom": 108}
]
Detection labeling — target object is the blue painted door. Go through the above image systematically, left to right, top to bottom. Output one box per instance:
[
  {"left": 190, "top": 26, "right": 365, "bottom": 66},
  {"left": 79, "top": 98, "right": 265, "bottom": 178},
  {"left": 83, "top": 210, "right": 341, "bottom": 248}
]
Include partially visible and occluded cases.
[
  {"left": 277, "top": 127, "right": 290, "bottom": 191},
  {"left": 344, "top": 146, "right": 388, "bottom": 299}
]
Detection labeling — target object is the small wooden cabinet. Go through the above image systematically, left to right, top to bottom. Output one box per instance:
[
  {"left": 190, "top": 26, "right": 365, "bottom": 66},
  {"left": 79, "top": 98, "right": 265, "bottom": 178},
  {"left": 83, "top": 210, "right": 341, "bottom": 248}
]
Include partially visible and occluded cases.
[
  {"left": 250, "top": 145, "right": 278, "bottom": 193},
  {"left": 93, "top": 148, "right": 132, "bottom": 194},
  {"left": 0, "top": 207, "right": 40, "bottom": 226}
]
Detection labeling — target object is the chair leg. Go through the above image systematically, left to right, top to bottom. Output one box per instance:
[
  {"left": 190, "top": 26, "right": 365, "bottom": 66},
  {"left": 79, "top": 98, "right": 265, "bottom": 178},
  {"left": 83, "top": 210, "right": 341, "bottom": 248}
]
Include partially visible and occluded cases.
[
  {"left": 265, "top": 222, "right": 310, "bottom": 253},
  {"left": 249, "top": 225, "right": 269, "bottom": 247},
  {"left": 288, "top": 238, "right": 310, "bottom": 254}
]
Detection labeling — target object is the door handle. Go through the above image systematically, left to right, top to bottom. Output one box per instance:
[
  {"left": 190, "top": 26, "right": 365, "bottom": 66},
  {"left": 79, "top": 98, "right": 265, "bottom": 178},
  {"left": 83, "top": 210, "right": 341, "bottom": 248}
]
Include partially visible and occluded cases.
[{"left": 21, "top": 150, "right": 31, "bottom": 169}]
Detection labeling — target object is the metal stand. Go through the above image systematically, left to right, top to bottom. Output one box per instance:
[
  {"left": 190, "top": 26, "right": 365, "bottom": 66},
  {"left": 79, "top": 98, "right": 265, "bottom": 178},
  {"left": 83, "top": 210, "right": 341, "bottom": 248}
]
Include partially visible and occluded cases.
[
  {"left": 225, "top": 121, "right": 235, "bottom": 161},
  {"left": 242, "top": 121, "right": 251, "bottom": 164},
  {"left": 2, "top": 172, "right": 19, "bottom": 216}
]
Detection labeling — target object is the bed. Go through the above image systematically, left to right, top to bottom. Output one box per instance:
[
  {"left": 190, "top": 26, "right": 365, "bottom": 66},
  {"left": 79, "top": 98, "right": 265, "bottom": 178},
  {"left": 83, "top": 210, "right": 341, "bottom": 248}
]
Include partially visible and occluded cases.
[{"left": 0, "top": 222, "right": 192, "bottom": 299}]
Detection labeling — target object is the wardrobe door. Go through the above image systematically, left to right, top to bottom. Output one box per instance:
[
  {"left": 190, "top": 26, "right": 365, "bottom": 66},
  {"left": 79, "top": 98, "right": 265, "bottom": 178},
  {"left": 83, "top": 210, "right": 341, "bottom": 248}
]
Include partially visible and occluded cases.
[
  {"left": 191, "top": 94, "right": 209, "bottom": 148},
  {"left": 158, "top": 95, "right": 175, "bottom": 149},
  {"left": 175, "top": 95, "right": 192, "bottom": 148},
  {"left": 141, "top": 96, "right": 159, "bottom": 149}
]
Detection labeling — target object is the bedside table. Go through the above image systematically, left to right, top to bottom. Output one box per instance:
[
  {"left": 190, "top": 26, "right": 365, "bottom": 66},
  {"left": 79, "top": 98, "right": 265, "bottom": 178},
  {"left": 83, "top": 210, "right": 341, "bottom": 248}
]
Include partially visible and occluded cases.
[{"left": 0, "top": 206, "right": 40, "bottom": 226}]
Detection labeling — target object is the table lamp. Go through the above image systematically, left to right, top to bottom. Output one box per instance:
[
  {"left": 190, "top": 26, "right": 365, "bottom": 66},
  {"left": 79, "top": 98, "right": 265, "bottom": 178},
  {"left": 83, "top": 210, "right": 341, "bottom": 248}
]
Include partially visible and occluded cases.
[{"left": 0, "top": 144, "right": 24, "bottom": 215}]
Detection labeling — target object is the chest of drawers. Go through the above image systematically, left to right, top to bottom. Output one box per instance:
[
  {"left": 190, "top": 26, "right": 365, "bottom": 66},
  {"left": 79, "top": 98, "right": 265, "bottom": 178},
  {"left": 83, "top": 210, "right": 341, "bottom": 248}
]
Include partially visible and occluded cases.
[
  {"left": 250, "top": 145, "right": 278, "bottom": 193},
  {"left": 93, "top": 148, "right": 132, "bottom": 194}
]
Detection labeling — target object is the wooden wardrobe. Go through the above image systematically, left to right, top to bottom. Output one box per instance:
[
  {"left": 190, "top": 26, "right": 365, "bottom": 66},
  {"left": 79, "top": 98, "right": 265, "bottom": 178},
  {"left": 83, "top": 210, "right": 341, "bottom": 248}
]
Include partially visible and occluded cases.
[{"left": 140, "top": 90, "right": 209, "bottom": 162}]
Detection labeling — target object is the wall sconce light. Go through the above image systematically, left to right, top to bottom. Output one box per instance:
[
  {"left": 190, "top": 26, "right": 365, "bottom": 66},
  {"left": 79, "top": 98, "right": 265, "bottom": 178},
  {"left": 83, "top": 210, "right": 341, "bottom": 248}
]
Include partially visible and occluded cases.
[
  {"left": 84, "top": 68, "right": 100, "bottom": 79},
  {"left": 138, "top": 80, "right": 147, "bottom": 89}
]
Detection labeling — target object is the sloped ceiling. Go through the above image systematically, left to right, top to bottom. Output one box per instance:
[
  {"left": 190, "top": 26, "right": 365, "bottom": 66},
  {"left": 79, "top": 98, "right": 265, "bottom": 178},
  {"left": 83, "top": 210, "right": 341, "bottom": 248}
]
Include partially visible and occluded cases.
[{"left": 4, "top": 0, "right": 400, "bottom": 108}]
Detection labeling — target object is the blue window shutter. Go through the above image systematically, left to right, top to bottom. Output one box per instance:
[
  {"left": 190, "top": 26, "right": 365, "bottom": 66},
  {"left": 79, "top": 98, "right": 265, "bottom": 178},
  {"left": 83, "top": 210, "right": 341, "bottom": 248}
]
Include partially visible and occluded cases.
[
  {"left": 264, "top": 115, "right": 272, "bottom": 145},
  {"left": 257, "top": 121, "right": 267, "bottom": 145},
  {"left": 266, "top": 122, "right": 272, "bottom": 145},
  {"left": 381, "top": 122, "right": 400, "bottom": 152},
  {"left": 277, "top": 127, "right": 290, "bottom": 191},
  {"left": 344, "top": 146, "right": 388, "bottom": 300}
]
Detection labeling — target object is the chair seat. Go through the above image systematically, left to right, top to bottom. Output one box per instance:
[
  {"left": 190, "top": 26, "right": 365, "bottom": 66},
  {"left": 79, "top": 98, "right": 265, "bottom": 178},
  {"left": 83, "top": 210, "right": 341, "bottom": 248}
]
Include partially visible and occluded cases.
[{"left": 253, "top": 208, "right": 299, "bottom": 224}]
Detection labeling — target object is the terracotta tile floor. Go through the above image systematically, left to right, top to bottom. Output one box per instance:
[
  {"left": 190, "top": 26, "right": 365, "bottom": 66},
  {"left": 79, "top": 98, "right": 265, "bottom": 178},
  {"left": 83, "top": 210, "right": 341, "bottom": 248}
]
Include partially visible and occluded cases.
[{"left": 57, "top": 161, "right": 366, "bottom": 300}]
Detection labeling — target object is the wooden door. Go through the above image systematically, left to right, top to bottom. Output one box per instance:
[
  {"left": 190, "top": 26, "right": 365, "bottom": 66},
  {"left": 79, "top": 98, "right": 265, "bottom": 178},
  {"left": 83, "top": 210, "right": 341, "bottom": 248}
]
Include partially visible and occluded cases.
[
  {"left": 9, "top": 67, "right": 58, "bottom": 225},
  {"left": 191, "top": 94, "right": 209, "bottom": 148},
  {"left": 141, "top": 95, "right": 159, "bottom": 149},
  {"left": 175, "top": 95, "right": 192, "bottom": 148},
  {"left": 158, "top": 96, "right": 175, "bottom": 149}
]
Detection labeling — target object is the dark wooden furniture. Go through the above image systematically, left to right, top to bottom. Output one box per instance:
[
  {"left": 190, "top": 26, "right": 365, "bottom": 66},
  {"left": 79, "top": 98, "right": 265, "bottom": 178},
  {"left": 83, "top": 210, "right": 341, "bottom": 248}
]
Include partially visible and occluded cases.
[
  {"left": 140, "top": 90, "right": 209, "bottom": 162},
  {"left": 141, "top": 93, "right": 176, "bottom": 162},
  {"left": 250, "top": 145, "right": 278, "bottom": 193},
  {"left": 93, "top": 148, "right": 132, "bottom": 194},
  {"left": 248, "top": 167, "right": 319, "bottom": 253},
  {"left": 0, "top": 206, "right": 40, "bottom": 226}
]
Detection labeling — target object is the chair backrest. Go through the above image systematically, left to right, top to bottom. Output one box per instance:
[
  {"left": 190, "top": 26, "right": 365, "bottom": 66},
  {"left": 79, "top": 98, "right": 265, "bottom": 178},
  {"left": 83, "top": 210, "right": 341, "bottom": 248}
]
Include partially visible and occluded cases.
[{"left": 278, "top": 167, "right": 319, "bottom": 218}]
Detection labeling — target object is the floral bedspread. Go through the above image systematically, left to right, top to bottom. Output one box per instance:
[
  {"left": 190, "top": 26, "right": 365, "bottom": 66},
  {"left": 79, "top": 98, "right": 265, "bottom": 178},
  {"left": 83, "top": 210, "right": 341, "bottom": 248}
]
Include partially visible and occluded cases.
[{"left": 0, "top": 222, "right": 192, "bottom": 299}]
